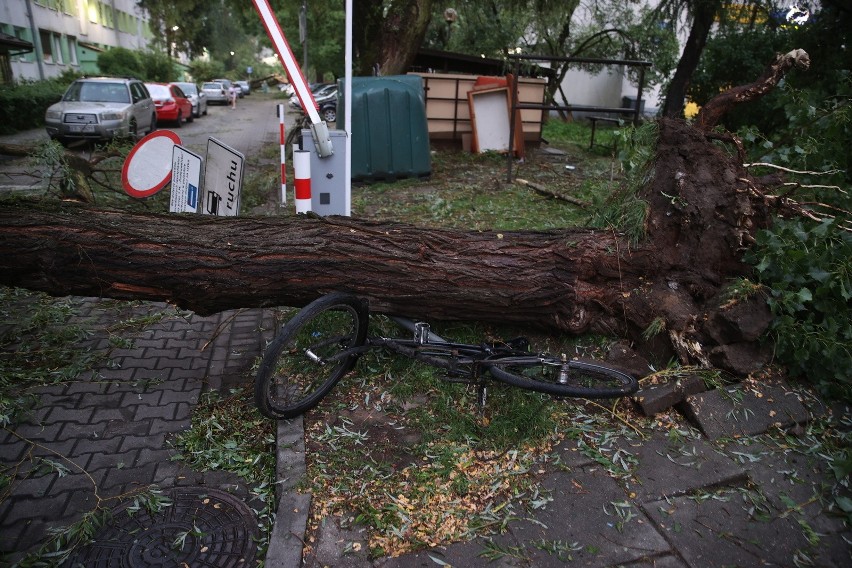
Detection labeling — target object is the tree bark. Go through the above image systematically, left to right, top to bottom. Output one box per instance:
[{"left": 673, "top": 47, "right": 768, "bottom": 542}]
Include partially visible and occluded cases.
[
  {"left": 354, "top": 0, "right": 433, "bottom": 76},
  {"left": 0, "top": 201, "right": 629, "bottom": 332}
]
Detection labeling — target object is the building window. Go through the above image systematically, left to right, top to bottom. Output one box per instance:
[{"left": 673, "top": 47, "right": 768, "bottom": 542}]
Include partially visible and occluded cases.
[
  {"left": 12, "top": 27, "right": 34, "bottom": 62},
  {"left": 39, "top": 29, "right": 54, "bottom": 63},
  {"left": 53, "top": 34, "right": 63, "bottom": 64},
  {"left": 67, "top": 36, "right": 78, "bottom": 65}
]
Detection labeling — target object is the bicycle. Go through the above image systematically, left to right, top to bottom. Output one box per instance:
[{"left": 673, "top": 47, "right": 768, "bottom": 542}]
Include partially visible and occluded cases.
[{"left": 254, "top": 292, "right": 639, "bottom": 419}]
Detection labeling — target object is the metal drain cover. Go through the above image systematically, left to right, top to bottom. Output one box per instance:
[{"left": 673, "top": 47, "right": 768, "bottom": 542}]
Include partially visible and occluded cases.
[{"left": 68, "top": 486, "right": 258, "bottom": 567}]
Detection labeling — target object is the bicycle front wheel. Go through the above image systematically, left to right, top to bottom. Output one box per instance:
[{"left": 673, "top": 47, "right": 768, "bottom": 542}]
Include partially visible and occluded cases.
[
  {"left": 255, "top": 293, "right": 368, "bottom": 419},
  {"left": 486, "top": 357, "right": 638, "bottom": 398}
]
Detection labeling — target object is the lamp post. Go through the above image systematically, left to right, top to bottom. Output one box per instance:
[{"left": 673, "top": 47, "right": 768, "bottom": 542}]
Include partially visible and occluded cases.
[
  {"left": 299, "top": 0, "right": 308, "bottom": 72},
  {"left": 169, "top": 25, "right": 179, "bottom": 57}
]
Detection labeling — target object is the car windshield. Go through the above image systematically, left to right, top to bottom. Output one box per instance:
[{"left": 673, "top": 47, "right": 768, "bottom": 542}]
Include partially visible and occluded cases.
[
  {"left": 63, "top": 81, "right": 130, "bottom": 103},
  {"left": 176, "top": 83, "right": 197, "bottom": 95},
  {"left": 202, "top": 83, "right": 221, "bottom": 90},
  {"left": 146, "top": 84, "right": 171, "bottom": 99}
]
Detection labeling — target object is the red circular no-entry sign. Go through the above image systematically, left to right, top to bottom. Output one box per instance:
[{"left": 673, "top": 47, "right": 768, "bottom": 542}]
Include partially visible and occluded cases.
[{"left": 121, "top": 130, "right": 182, "bottom": 198}]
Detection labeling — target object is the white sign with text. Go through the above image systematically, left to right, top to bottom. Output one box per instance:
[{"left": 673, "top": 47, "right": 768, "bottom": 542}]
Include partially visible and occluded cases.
[
  {"left": 203, "top": 138, "right": 244, "bottom": 217},
  {"left": 170, "top": 145, "right": 203, "bottom": 213}
]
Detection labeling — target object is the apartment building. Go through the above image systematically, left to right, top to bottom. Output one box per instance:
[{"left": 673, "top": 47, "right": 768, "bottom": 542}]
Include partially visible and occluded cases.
[{"left": 0, "top": 0, "right": 152, "bottom": 82}]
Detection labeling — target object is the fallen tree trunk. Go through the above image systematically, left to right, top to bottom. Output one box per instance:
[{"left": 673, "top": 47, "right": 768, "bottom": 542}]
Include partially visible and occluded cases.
[
  {"left": 0, "top": 52, "right": 813, "bottom": 374},
  {"left": 0, "top": 119, "right": 772, "bottom": 374},
  {"left": 2, "top": 200, "right": 632, "bottom": 332}
]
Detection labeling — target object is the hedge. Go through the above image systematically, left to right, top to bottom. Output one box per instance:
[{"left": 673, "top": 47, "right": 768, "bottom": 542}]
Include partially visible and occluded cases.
[{"left": 0, "top": 80, "right": 69, "bottom": 135}]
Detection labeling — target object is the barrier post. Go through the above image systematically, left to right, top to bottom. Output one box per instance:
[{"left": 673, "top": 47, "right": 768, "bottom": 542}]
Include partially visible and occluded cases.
[
  {"left": 278, "top": 104, "right": 286, "bottom": 204},
  {"left": 293, "top": 150, "right": 311, "bottom": 214}
]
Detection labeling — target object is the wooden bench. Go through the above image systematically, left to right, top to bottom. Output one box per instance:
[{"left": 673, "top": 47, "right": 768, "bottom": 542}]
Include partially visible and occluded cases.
[{"left": 588, "top": 116, "right": 621, "bottom": 150}]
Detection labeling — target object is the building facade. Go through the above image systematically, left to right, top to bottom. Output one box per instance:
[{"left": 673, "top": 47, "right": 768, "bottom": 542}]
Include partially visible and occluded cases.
[{"left": 0, "top": 0, "right": 152, "bottom": 82}]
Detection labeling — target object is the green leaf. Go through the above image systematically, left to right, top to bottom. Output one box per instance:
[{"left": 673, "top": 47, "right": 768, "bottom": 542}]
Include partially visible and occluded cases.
[
  {"left": 797, "top": 288, "right": 813, "bottom": 303},
  {"left": 834, "top": 496, "right": 852, "bottom": 513}
]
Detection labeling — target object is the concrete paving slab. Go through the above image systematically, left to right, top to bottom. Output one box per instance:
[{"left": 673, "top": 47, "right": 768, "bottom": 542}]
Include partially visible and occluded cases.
[
  {"left": 633, "top": 374, "right": 706, "bottom": 416},
  {"left": 681, "top": 379, "right": 810, "bottom": 440},
  {"left": 619, "top": 430, "right": 747, "bottom": 502},
  {"left": 720, "top": 438, "right": 851, "bottom": 536},
  {"left": 492, "top": 467, "right": 671, "bottom": 567},
  {"left": 642, "top": 488, "right": 851, "bottom": 567}
]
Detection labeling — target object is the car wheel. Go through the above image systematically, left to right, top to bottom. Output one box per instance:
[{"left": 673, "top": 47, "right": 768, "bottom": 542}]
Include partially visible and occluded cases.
[
  {"left": 203, "top": 106, "right": 208, "bottom": 116},
  {"left": 322, "top": 107, "right": 336, "bottom": 122},
  {"left": 187, "top": 110, "right": 194, "bottom": 123},
  {"left": 175, "top": 112, "right": 183, "bottom": 128},
  {"left": 149, "top": 114, "right": 157, "bottom": 134},
  {"left": 128, "top": 119, "right": 139, "bottom": 141}
]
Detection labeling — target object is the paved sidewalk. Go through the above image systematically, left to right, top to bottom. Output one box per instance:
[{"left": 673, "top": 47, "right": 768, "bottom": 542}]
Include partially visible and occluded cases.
[{"left": 0, "top": 299, "right": 277, "bottom": 565}]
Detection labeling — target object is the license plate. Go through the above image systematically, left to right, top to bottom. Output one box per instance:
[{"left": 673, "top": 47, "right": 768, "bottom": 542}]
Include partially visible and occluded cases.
[{"left": 69, "top": 124, "right": 95, "bottom": 133}]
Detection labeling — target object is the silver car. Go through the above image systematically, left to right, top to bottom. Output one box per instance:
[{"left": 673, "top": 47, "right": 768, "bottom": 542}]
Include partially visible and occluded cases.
[
  {"left": 44, "top": 77, "right": 156, "bottom": 144},
  {"left": 235, "top": 80, "right": 251, "bottom": 96},
  {"left": 202, "top": 81, "right": 228, "bottom": 105},
  {"left": 171, "top": 82, "right": 208, "bottom": 118}
]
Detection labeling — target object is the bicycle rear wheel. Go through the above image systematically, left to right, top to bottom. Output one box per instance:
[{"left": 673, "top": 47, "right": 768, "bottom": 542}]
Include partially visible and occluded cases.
[
  {"left": 255, "top": 293, "right": 368, "bottom": 419},
  {"left": 486, "top": 356, "right": 638, "bottom": 398}
]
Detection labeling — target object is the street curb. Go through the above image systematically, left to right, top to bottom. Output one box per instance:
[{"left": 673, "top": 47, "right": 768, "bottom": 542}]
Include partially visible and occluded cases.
[{"left": 266, "top": 416, "right": 310, "bottom": 566}]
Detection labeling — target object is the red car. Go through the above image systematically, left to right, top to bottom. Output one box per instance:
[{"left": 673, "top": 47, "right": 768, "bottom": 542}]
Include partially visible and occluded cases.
[{"left": 145, "top": 83, "right": 193, "bottom": 127}]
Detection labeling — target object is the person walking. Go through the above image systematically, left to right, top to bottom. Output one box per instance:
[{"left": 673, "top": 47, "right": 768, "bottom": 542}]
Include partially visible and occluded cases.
[{"left": 229, "top": 84, "right": 238, "bottom": 109}]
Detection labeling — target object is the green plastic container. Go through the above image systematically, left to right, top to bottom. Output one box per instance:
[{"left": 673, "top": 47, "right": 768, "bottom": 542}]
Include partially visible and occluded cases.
[{"left": 337, "top": 75, "right": 431, "bottom": 182}]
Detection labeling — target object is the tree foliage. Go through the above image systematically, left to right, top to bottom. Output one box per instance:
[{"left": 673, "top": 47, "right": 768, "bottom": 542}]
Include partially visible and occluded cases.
[
  {"left": 422, "top": 2, "right": 678, "bottom": 107},
  {"left": 97, "top": 47, "right": 144, "bottom": 78}
]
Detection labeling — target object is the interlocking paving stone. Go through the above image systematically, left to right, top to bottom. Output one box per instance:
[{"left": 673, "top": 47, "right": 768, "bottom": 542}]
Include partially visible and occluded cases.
[{"left": 0, "top": 302, "right": 274, "bottom": 563}]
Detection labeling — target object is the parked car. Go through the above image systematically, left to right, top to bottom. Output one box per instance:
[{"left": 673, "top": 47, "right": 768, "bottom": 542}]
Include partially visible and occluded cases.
[
  {"left": 44, "top": 77, "right": 156, "bottom": 144},
  {"left": 213, "top": 78, "right": 242, "bottom": 98},
  {"left": 235, "top": 80, "right": 251, "bottom": 96},
  {"left": 202, "top": 81, "right": 228, "bottom": 105},
  {"left": 171, "top": 82, "right": 207, "bottom": 118},
  {"left": 145, "top": 83, "right": 193, "bottom": 127},
  {"left": 278, "top": 83, "right": 294, "bottom": 96},
  {"left": 289, "top": 83, "right": 336, "bottom": 109},
  {"left": 318, "top": 100, "right": 336, "bottom": 123}
]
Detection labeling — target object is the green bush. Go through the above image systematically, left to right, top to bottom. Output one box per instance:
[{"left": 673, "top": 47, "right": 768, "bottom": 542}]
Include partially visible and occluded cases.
[
  {"left": 97, "top": 46, "right": 143, "bottom": 78},
  {"left": 139, "top": 50, "right": 176, "bottom": 82},
  {"left": 0, "top": 79, "right": 68, "bottom": 135},
  {"left": 746, "top": 219, "right": 852, "bottom": 400}
]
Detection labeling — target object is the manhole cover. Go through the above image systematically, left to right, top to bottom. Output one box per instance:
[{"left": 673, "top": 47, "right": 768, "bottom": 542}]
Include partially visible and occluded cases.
[{"left": 67, "top": 486, "right": 258, "bottom": 567}]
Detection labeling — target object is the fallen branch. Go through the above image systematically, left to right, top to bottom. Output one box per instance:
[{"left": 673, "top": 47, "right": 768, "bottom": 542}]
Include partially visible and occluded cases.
[
  {"left": 695, "top": 49, "right": 811, "bottom": 130},
  {"left": 514, "top": 178, "right": 590, "bottom": 208}
]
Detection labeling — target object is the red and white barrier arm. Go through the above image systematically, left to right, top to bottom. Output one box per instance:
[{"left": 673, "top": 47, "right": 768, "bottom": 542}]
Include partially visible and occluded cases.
[{"left": 251, "top": 0, "right": 333, "bottom": 158}]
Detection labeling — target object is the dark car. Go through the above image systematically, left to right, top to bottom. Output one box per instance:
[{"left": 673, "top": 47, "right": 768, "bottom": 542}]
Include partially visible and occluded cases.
[
  {"left": 44, "top": 77, "right": 156, "bottom": 144},
  {"left": 145, "top": 83, "right": 193, "bottom": 127},
  {"left": 289, "top": 83, "right": 336, "bottom": 109},
  {"left": 318, "top": 100, "right": 336, "bottom": 122}
]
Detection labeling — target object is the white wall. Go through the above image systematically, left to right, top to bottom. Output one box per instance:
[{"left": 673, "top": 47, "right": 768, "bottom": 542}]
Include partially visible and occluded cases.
[{"left": 2, "top": 0, "right": 150, "bottom": 81}]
